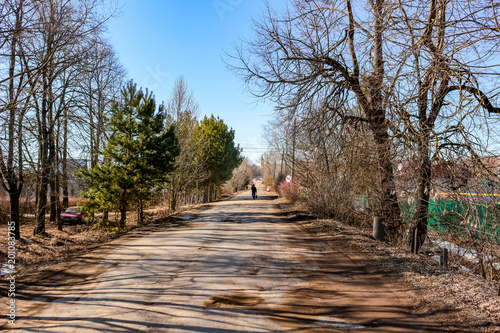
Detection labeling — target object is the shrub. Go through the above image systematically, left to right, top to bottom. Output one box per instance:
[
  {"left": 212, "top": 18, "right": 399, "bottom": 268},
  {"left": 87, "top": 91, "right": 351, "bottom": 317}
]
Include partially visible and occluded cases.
[
  {"left": 274, "top": 173, "right": 287, "bottom": 194},
  {"left": 302, "top": 175, "right": 357, "bottom": 223},
  {"left": 264, "top": 176, "right": 274, "bottom": 187},
  {"left": 278, "top": 180, "right": 302, "bottom": 204}
]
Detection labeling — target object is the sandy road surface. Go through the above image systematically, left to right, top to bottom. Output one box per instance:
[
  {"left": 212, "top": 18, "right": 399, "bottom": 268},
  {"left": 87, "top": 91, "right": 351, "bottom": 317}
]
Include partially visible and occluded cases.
[{"left": 3, "top": 188, "right": 441, "bottom": 332}]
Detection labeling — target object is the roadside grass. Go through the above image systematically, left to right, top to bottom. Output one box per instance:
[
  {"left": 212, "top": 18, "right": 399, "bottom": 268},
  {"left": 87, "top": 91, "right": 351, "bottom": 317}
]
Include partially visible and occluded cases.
[
  {"left": 0, "top": 190, "right": 243, "bottom": 277},
  {"left": 276, "top": 197, "right": 500, "bottom": 333},
  {"left": 0, "top": 202, "right": 194, "bottom": 276}
]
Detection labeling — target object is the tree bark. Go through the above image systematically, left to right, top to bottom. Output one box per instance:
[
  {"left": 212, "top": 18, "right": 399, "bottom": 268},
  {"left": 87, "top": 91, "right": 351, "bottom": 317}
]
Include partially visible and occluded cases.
[
  {"left": 0, "top": 0, "right": 25, "bottom": 240},
  {"left": 346, "top": 0, "right": 401, "bottom": 239},
  {"left": 34, "top": 3, "right": 56, "bottom": 236},
  {"left": 35, "top": 72, "right": 51, "bottom": 235},
  {"left": 34, "top": 78, "right": 52, "bottom": 235},
  {"left": 35, "top": 89, "right": 52, "bottom": 235},
  {"left": 89, "top": 89, "right": 96, "bottom": 168},
  {"left": 62, "top": 108, "right": 69, "bottom": 210},
  {"left": 371, "top": 119, "right": 401, "bottom": 239},
  {"left": 49, "top": 132, "right": 57, "bottom": 223},
  {"left": 410, "top": 134, "right": 431, "bottom": 253},
  {"left": 34, "top": 161, "right": 49, "bottom": 235},
  {"left": 170, "top": 180, "right": 178, "bottom": 211},
  {"left": 210, "top": 183, "right": 215, "bottom": 202},
  {"left": 204, "top": 184, "right": 209, "bottom": 203},
  {"left": 9, "top": 191, "right": 21, "bottom": 240},
  {"left": 138, "top": 199, "right": 143, "bottom": 225},
  {"left": 119, "top": 202, "right": 127, "bottom": 229},
  {"left": 102, "top": 210, "right": 109, "bottom": 223}
]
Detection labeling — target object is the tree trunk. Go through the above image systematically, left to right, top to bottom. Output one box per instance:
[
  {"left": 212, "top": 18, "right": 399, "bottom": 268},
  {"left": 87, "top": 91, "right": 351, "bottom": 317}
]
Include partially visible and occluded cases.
[
  {"left": 346, "top": 0, "right": 401, "bottom": 240},
  {"left": 371, "top": 0, "right": 400, "bottom": 240},
  {"left": 1, "top": 2, "right": 24, "bottom": 240},
  {"left": 34, "top": 15, "right": 55, "bottom": 236},
  {"left": 89, "top": 89, "right": 96, "bottom": 168},
  {"left": 96, "top": 90, "right": 104, "bottom": 165},
  {"left": 35, "top": 105, "right": 50, "bottom": 236},
  {"left": 62, "top": 107, "right": 69, "bottom": 210},
  {"left": 55, "top": 119, "right": 61, "bottom": 230},
  {"left": 373, "top": 129, "right": 401, "bottom": 240},
  {"left": 410, "top": 134, "right": 432, "bottom": 253},
  {"left": 49, "top": 135, "right": 57, "bottom": 223},
  {"left": 62, "top": 160, "right": 69, "bottom": 210},
  {"left": 34, "top": 167, "right": 49, "bottom": 235},
  {"left": 55, "top": 177, "right": 61, "bottom": 231},
  {"left": 170, "top": 180, "right": 177, "bottom": 211},
  {"left": 210, "top": 183, "right": 215, "bottom": 202},
  {"left": 204, "top": 184, "right": 209, "bottom": 203},
  {"left": 9, "top": 191, "right": 21, "bottom": 240},
  {"left": 138, "top": 199, "right": 144, "bottom": 225},
  {"left": 119, "top": 202, "right": 127, "bottom": 229},
  {"left": 102, "top": 210, "right": 109, "bottom": 223}
]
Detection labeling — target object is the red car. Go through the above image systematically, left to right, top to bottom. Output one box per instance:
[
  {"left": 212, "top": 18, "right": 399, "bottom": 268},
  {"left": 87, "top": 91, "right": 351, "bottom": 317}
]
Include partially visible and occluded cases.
[{"left": 60, "top": 207, "right": 88, "bottom": 224}]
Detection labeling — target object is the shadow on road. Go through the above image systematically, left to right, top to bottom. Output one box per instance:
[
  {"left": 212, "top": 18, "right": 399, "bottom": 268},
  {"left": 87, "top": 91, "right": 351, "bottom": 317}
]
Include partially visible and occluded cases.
[{"left": 7, "top": 191, "right": 479, "bottom": 333}]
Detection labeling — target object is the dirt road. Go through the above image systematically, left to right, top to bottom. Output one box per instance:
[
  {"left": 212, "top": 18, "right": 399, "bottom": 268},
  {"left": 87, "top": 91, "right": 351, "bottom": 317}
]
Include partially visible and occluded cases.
[{"left": 4, "top": 188, "right": 440, "bottom": 332}]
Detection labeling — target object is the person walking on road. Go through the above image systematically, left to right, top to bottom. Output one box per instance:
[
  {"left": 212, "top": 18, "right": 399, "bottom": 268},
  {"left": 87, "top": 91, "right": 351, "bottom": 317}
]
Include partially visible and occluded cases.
[{"left": 251, "top": 183, "right": 257, "bottom": 199}]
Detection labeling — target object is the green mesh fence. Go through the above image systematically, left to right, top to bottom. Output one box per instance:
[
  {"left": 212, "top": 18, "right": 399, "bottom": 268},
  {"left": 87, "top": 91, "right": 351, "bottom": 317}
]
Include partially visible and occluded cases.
[{"left": 399, "top": 199, "right": 500, "bottom": 243}]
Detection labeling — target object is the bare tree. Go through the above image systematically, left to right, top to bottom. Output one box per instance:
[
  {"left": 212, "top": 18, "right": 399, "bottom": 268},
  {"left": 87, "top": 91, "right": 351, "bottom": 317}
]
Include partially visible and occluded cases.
[
  {"left": 0, "top": 0, "right": 38, "bottom": 239},
  {"left": 0, "top": 0, "right": 122, "bottom": 238},
  {"left": 15, "top": 0, "right": 117, "bottom": 235},
  {"left": 231, "top": 0, "right": 403, "bottom": 238},
  {"left": 233, "top": 0, "right": 500, "bottom": 247},
  {"left": 389, "top": 0, "right": 500, "bottom": 251},
  {"left": 70, "top": 36, "right": 124, "bottom": 222},
  {"left": 78, "top": 36, "right": 125, "bottom": 169},
  {"left": 165, "top": 76, "right": 208, "bottom": 210},
  {"left": 265, "top": 99, "right": 380, "bottom": 222},
  {"left": 226, "top": 158, "right": 254, "bottom": 193}
]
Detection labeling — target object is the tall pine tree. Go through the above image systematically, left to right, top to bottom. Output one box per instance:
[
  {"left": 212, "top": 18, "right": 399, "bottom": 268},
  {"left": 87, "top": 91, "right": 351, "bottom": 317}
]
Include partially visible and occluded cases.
[
  {"left": 79, "top": 81, "right": 179, "bottom": 228},
  {"left": 195, "top": 115, "right": 242, "bottom": 202}
]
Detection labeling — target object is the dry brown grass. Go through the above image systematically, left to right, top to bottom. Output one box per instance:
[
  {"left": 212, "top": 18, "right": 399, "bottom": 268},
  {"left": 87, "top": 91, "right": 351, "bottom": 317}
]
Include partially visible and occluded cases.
[
  {"left": 2, "top": 193, "right": 499, "bottom": 331},
  {"left": 0, "top": 196, "right": 87, "bottom": 223},
  {"left": 276, "top": 198, "right": 500, "bottom": 332},
  {"left": 0, "top": 203, "right": 164, "bottom": 272}
]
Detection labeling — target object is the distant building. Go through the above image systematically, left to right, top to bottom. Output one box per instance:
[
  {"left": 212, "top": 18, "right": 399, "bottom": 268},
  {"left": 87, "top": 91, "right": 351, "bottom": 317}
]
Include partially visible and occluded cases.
[
  {"left": 395, "top": 157, "right": 500, "bottom": 200},
  {"left": 0, "top": 159, "right": 88, "bottom": 200}
]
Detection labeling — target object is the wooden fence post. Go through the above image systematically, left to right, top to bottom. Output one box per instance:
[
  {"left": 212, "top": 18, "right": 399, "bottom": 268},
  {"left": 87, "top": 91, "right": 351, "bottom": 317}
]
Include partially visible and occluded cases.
[
  {"left": 373, "top": 217, "right": 385, "bottom": 241},
  {"left": 412, "top": 228, "right": 419, "bottom": 254},
  {"left": 440, "top": 248, "right": 448, "bottom": 269}
]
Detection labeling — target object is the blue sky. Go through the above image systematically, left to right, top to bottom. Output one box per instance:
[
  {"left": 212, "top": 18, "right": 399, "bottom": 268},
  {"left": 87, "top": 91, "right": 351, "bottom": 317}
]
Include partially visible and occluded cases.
[{"left": 106, "top": 0, "right": 281, "bottom": 164}]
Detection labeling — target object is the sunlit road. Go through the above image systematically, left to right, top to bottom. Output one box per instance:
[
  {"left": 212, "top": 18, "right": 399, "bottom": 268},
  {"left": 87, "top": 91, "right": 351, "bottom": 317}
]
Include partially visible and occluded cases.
[{"left": 5, "top": 186, "right": 437, "bottom": 332}]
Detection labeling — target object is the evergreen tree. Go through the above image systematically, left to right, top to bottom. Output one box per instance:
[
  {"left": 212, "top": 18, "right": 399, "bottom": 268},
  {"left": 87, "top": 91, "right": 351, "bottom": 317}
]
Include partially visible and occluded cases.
[
  {"left": 79, "top": 81, "right": 179, "bottom": 227},
  {"left": 195, "top": 115, "right": 242, "bottom": 202}
]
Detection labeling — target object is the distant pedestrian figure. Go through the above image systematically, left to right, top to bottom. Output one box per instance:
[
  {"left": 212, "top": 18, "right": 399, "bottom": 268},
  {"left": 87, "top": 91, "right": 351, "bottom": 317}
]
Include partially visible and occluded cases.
[{"left": 251, "top": 184, "right": 257, "bottom": 199}]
